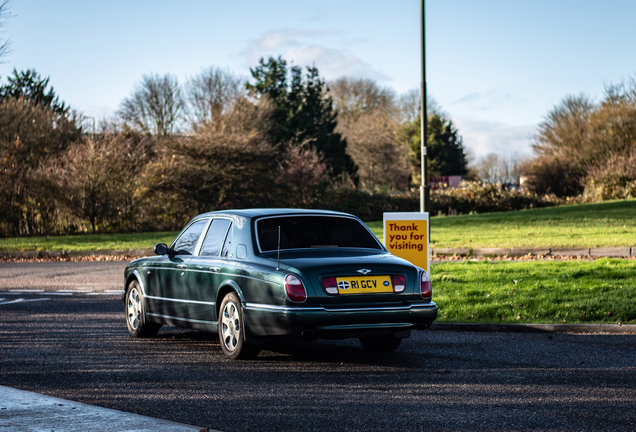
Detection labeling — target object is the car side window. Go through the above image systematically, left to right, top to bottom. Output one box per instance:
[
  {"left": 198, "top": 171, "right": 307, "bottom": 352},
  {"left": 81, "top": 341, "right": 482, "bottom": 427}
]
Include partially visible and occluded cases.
[
  {"left": 172, "top": 219, "right": 208, "bottom": 256},
  {"left": 199, "top": 219, "right": 232, "bottom": 257}
]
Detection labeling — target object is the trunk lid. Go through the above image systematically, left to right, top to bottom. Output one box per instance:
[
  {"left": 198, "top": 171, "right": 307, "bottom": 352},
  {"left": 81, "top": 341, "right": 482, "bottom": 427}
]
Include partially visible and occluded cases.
[{"left": 274, "top": 249, "right": 422, "bottom": 307}]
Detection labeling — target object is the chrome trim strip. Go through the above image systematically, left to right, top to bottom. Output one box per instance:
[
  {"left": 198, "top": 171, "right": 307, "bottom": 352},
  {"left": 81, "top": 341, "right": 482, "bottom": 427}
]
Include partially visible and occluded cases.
[
  {"left": 141, "top": 267, "right": 280, "bottom": 287},
  {"left": 145, "top": 295, "right": 215, "bottom": 306},
  {"left": 244, "top": 302, "right": 436, "bottom": 313},
  {"left": 245, "top": 303, "right": 323, "bottom": 312},
  {"left": 147, "top": 313, "right": 216, "bottom": 325}
]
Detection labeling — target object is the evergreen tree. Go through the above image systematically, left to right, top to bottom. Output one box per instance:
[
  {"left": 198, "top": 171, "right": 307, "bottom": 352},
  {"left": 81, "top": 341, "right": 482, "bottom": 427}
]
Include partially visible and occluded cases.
[
  {"left": 247, "top": 57, "right": 356, "bottom": 179},
  {"left": 0, "top": 69, "right": 69, "bottom": 114},
  {"left": 398, "top": 112, "right": 467, "bottom": 183},
  {"left": 426, "top": 113, "right": 466, "bottom": 177}
]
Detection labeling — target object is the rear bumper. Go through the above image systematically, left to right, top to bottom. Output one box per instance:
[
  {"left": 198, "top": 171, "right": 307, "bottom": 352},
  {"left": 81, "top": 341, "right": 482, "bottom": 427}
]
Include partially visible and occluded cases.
[{"left": 243, "top": 301, "right": 438, "bottom": 338}]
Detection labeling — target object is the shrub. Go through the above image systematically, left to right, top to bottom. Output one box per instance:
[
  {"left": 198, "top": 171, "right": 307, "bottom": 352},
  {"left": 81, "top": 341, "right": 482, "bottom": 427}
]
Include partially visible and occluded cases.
[
  {"left": 581, "top": 151, "right": 636, "bottom": 201},
  {"left": 519, "top": 156, "right": 584, "bottom": 197},
  {"left": 430, "top": 181, "right": 559, "bottom": 216},
  {"left": 313, "top": 182, "right": 558, "bottom": 221}
]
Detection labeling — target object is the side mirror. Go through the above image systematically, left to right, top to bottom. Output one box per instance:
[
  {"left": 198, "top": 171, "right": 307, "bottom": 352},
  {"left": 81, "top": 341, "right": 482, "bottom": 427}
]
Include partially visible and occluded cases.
[{"left": 154, "top": 243, "right": 168, "bottom": 255}]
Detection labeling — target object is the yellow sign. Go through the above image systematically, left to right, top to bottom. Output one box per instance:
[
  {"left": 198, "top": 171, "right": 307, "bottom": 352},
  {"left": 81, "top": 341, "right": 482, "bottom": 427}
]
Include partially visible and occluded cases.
[{"left": 383, "top": 212, "right": 429, "bottom": 272}]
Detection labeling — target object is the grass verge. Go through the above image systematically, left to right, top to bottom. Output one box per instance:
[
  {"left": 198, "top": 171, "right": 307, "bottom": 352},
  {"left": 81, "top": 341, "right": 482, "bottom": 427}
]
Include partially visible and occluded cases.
[
  {"left": 1, "top": 199, "right": 635, "bottom": 251},
  {"left": 367, "top": 199, "right": 636, "bottom": 248},
  {"left": 0, "top": 231, "right": 179, "bottom": 252},
  {"left": 432, "top": 258, "right": 636, "bottom": 324}
]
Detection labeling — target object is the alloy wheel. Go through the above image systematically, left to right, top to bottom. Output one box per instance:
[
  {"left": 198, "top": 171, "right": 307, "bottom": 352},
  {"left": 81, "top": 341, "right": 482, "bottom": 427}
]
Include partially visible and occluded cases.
[
  {"left": 127, "top": 287, "right": 141, "bottom": 330},
  {"left": 221, "top": 301, "right": 240, "bottom": 352}
]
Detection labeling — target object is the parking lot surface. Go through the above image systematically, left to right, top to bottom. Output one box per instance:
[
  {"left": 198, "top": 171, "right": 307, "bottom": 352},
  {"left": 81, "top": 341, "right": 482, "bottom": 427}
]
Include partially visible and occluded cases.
[{"left": 1, "top": 261, "right": 635, "bottom": 431}]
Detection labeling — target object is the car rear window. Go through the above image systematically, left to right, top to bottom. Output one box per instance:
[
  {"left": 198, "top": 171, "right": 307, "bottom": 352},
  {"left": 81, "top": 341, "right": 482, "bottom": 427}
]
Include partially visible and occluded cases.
[{"left": 257, "top": 216, "right": 382, "bottom": 252}]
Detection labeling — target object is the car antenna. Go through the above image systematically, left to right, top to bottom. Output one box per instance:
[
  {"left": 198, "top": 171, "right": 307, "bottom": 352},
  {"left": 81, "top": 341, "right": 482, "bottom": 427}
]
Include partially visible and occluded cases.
[{"left": 276, "top": 226, "right": 281, "bottom": 270}]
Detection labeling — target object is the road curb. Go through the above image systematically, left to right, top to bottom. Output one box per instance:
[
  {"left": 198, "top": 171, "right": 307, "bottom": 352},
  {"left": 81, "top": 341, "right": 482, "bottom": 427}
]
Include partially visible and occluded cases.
[
  {"left": 432, "top": 246, "right": 635, "bottom": 257},
  {"left": 0, "top": 249, "right": 153, "bottom": 258},
  {"left": 432, "top": 322, "right": 636, "bottom": 334},
  {"left": 0, "top": 385, "right": 212, "bottom": 431}
]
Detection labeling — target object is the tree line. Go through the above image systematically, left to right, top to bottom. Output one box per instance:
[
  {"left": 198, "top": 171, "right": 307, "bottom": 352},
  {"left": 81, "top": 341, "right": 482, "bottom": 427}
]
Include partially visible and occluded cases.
[
  {"left": 0, "top": 59, "right": 469, "bottom": 236},
  {"left": 522, "top": 79, "right": 636, "bottom": 201}
]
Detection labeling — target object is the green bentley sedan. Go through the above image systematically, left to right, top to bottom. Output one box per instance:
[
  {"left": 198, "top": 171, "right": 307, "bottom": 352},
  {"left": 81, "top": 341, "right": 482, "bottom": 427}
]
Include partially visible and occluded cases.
[{"left": 123, "top": 209, "right": 437, "bottom": 359}]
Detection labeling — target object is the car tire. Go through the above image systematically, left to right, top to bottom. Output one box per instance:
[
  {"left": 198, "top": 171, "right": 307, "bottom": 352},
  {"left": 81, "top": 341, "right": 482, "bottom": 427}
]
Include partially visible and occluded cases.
[
  {"left": 125, "top": 279, "right": 161, "bottom": 338},
  {"left": 218, "top": 292, "right": 261, "bottom": 359},
  {"left": 359, "top": 335, "right": 402, "bottom": 352}
]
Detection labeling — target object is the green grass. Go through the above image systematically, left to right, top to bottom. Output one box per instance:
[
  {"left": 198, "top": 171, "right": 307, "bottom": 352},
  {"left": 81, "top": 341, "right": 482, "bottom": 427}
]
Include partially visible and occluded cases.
[
  {"left": 2, "top": 199, "right": 636, "bottom": 251},
  {"left": 368, "top": 199, "right": 636, "bottom": 248},
  {"left": 0, "top": 231, "right": 179, "bottom": 252},
  {"left": 432, "top": 259, "right": 636, "bottom": 324}
]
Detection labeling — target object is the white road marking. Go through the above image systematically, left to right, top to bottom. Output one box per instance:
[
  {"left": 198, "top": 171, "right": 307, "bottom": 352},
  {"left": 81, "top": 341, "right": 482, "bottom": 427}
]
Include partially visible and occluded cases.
[
  {"left": 8, "top": 289, "right": 45, "bottom": 293},
  {"left": 56, "top": 289, "right": 94, "bottom": 293},
  {"left": 1, "top": 290, "right": 121, "bottom": 296},
  {"left": 38, "top": 292, "right": 72, "bottom": 295},
  {"left": 0, "top": 298, "right": 50, "bottom": 305}
]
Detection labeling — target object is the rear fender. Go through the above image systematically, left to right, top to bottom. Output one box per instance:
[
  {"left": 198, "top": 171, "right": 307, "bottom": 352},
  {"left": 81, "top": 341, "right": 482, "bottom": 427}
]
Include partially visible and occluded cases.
[{"left": 216, "top": 279, "right": 265, "bottom": 345}]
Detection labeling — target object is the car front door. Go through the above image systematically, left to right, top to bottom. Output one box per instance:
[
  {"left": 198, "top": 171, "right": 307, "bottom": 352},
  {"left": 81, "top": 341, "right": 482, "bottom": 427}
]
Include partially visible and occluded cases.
[{"left": 147, "top": 218, "right": 209, "bottom": 320}]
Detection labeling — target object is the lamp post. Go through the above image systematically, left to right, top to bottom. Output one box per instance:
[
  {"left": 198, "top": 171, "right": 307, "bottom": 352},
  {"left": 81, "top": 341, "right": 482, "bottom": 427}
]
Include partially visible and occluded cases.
[{"left": 420, "top": 0, "right": 428, "bottom": 213}]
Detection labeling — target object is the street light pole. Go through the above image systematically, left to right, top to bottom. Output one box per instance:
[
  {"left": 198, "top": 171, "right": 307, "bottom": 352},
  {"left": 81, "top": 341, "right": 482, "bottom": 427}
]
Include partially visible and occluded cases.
[{"left": 420, "top": 0, "right": 428, "bottom": 213}]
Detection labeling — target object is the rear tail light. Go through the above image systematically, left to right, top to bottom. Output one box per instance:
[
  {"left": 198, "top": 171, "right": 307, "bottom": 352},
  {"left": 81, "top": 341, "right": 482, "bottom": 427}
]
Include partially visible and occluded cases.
[
  {"left": 421, "top": 271, "right": 432, "bottom": 298},
  {"left": 285, "top": 274, "right": 307, "bottom": 302},
  {"left": 390, "top": 275, "right": 406, "bottom": 292},
  {"left": 321, "top": 276, "right": 338, "bottom": 294}
]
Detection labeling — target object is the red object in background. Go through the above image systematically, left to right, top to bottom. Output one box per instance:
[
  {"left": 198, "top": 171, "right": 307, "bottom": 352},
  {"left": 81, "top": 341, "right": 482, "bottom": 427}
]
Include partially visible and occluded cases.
[{"left": 429, "top": 175, "right": 462, "bottom": 190}]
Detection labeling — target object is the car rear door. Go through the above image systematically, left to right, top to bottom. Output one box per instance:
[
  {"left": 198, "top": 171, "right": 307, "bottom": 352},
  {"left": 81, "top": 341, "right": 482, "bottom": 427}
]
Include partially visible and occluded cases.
[{"left": 185, "top": 218, "right": 232, "bottom": 322}]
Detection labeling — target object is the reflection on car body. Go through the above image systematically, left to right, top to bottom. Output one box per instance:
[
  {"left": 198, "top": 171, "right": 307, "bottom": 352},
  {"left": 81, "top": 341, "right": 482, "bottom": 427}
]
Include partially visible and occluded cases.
[{"left": 123, "top": 209, "right": 437, "bottom": 359}]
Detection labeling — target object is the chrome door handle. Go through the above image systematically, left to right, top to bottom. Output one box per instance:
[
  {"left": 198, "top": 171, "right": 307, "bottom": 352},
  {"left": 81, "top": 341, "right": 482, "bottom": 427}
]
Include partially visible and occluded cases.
[
  {"left": 177, "top": 264, "right": 187, "bottom": 269},
  {"left": 209, "top": 267, "right": 221, "bottom": 272}
]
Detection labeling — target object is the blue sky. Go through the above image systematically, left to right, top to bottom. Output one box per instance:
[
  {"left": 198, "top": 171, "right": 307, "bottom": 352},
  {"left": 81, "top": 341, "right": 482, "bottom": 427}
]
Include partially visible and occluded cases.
[{"left": 3, "top": 0, "right": 636, "bottom": 160}]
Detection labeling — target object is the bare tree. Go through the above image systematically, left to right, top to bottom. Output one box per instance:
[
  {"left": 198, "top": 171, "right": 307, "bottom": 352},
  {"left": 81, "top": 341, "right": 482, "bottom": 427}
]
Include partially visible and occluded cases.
[
  {"left": 0, "top": 0, "right": 12, "bottom": 61},
  {"left": 185, "top": 66, "right": 243, "bottom": 129},
  {"left": 118, "top": 73, "right": 185, "bottom": 136},
  {"left": 329, "top": 77, "right": 396, "bottom": 121},
  {"left": 329, "top": 77, "right": 411, "bottom": 191},
  {"left": 397, "top": 88, "right": 443, "bottom": 124},
  {"left": 533, "top": 94, "right": 595, "bottom": 161},
  {"left": 338, "top": 110, "right": 408, "bottom": 191},
  {"left": 474, "top": 153, "right": 528, "bottom": 185}
]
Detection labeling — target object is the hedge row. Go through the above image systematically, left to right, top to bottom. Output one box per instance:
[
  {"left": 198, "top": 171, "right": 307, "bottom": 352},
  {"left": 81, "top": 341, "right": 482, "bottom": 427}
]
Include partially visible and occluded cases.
[{"left": 313, "top": 182, "right": 558, "bottom": 222}]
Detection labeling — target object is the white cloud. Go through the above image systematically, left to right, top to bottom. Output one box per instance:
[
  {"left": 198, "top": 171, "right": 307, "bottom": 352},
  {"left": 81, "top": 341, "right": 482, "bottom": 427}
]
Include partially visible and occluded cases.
[
  {"left": 240, "top": 29, "right": 388, "bottom": 82},
  {"left": 253, "top": 29, "right": 338, "bottom": 51},
  {"left": 284, "top": 45, "right": 389, "bottom": 81},
  {"left": 451, "top": 90, "right": 526, "bottom": 113},
  {"left": 451, "top": 116, "right": 536, "bottom": 160}
]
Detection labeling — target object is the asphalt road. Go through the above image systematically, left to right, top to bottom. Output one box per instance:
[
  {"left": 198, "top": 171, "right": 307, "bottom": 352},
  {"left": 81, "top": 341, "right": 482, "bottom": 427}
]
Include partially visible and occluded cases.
[
  {"left": 0, "top": 260, "right": 127, "bottom": 293},
  {"left": 1, "top": 262, "right": 635, "bottom": 431}
]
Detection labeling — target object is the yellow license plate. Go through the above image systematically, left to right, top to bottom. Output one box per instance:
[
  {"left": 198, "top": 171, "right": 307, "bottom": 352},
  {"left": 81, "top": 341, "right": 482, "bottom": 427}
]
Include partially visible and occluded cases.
[{"left": 336, "top": 275, "right": 393, "bottom": 294}]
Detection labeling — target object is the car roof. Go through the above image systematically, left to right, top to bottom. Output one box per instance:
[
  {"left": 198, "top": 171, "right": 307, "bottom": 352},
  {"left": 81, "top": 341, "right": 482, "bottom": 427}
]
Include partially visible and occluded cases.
[{"left": 197, "top": 208, "right": 356, "bottom": 220}]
